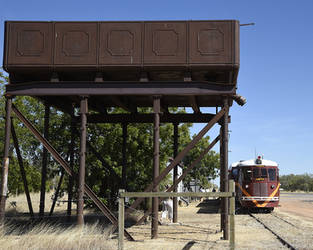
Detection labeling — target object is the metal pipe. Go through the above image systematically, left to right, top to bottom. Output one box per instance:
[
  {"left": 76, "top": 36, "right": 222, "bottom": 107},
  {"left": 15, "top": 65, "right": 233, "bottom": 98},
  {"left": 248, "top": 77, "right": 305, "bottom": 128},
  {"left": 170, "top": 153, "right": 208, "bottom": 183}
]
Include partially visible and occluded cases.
[
  {"left": 152, "top": 96, "right": 160, "bottom": 239},
  {"left": 0, "top": 97, "right": 12, "bottom": 224},
  {"left": 77, "top": 97, "right": 88, "bottom": 226},
  {"left": 222, "top": 98, "right": 229, "bottom": 240},
  {"left": 40, "top": 104, "right": 50, "bottom": 217},
  {"left": 67, "top": 107, "right": 75, "bottom": 221},
  {"left": 11, "top": 122, "right": 34, "bottom": 218},
  {"left": 173, "top": 122, "right": 179, "bottom": 223},
  {"left": 122, "top": 123, "right": 127, "bottom": 190},
  {"left": 220, "top": 127, "right": 224, "bottom": 232}
]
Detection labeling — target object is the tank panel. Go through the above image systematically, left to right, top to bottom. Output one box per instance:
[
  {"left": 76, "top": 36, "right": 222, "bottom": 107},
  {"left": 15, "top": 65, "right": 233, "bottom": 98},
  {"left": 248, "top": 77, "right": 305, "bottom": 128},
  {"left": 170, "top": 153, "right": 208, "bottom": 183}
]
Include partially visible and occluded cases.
[
  {"left": 7, "top": 22, "right": 53, "bottom": 65},
  {"left": 54, "top": 22, "right": 97, "bottom": 65},
  {"left": 99, "top": 22, "right": 142, "bottom": 65}
]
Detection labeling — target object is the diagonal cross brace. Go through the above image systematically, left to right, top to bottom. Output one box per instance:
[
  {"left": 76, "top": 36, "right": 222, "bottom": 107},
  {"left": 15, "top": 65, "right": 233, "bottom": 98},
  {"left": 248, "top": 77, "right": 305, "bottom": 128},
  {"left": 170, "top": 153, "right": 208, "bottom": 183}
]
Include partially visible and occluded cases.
[
  {"left": 11, "top": 104, "right": 134, "bottom": 241},
  {"left": 125, "top": 108, "right": 225, "bottom": 215},
  {"left": 135, "top": 134, "right": 220, "bottom": 225}
]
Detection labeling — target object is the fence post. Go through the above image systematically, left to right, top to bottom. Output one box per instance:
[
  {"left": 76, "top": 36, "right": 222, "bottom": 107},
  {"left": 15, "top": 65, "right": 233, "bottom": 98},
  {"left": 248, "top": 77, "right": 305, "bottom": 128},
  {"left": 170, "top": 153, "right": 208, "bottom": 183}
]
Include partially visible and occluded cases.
[
  {"left": 229, "top": 179, "right": 235, "bottom": 250},
  {"left": 118, "top": 189, "right": 125, "bottom": 250}
]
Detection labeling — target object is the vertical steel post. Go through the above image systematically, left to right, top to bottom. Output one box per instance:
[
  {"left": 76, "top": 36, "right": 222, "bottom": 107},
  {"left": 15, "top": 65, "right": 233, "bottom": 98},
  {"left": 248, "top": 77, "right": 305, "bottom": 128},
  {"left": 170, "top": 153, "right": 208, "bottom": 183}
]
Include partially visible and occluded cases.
[
  {"left": 152, "top": 96, "right": 160, "bottom": 239},
  {"left": 0, "top": 97, "right": 12, "bottom": 224},
  {"left": 77, "top": 97, "right": 88, "bottom": 226},
  {"left": 222, "top": 98, "right": 229, "bottom": 240},
  {"left": 39, "top": 104, "right": 50, "bottom": 217},
  {"left": 67, "top": 107, "right": 75, "bottom": 221},
  {"left": 11, "top": 122, "right": 34, "bottom": 217},
  {"left": 173, "top": 122, "right": 179, "bottom": 223},
  {"left": 122, "top": 123, "right": 127, "bottom": 190},
  {"left": 219, "top": 127, "right": 224, "bottom": 232},
  {"left": 229, "top": 179, "right": 235, "bottom": 250},
  {"left": 118, "top": 189, "right": 125, "bottom": 250}
]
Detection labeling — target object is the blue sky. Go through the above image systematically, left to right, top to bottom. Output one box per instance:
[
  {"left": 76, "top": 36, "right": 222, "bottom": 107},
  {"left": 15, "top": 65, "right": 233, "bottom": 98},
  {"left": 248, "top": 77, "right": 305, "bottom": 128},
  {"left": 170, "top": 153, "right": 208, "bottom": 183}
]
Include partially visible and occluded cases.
[{"left": 1, "top": 0, "right": 312, "bottom": 175}]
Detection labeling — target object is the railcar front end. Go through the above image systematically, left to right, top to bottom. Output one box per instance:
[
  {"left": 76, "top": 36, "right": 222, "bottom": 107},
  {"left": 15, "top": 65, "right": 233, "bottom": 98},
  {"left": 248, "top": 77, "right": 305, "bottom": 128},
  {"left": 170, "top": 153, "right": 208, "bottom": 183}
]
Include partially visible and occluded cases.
[{"left": 230, "top": 156, "right": 280, "bottom": 212}]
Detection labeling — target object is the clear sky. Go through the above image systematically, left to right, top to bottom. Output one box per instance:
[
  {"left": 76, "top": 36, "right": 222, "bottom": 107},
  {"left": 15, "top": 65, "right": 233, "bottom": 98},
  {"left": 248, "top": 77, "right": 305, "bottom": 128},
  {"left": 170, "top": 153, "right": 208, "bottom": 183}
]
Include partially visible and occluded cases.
[{"left": 1, "top": 0, "right": 312, "bottom": 176}]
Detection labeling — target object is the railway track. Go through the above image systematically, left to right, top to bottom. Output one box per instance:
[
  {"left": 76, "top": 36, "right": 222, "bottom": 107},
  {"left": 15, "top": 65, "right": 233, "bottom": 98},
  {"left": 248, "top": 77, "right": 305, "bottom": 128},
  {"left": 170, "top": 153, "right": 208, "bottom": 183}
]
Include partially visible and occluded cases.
[{"left": 248, "top": 212, "right": 312, "bottom": 250}]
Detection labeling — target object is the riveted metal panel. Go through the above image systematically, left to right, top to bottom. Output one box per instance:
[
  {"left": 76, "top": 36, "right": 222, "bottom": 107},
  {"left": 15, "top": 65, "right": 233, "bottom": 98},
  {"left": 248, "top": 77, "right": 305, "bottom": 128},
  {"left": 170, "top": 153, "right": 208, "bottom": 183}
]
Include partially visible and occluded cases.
[
  {"left": 3, "top": 20, "right": 240, "bottom": 84},
  {"left": 189, "top": 21, "right": 233, "bottom": 64},
  {"left": 7, "top": 22, "right": 53, "bottom": 65},
  {"left": 54, "top": 22, "right": 97, "bottom": 65},
  {"left": 99, "top": 22, "right": 142, "bottom": 65},
  {"left": 144, "top": 22, "right": 187, "bottom": 64}
]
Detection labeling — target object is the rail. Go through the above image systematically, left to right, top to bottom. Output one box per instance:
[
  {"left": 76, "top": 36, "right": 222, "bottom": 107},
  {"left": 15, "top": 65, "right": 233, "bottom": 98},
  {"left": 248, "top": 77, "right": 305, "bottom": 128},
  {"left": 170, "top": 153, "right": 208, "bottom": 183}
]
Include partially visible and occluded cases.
[{"left": 118, "top": 179, "right": 235, "bottom": 250}]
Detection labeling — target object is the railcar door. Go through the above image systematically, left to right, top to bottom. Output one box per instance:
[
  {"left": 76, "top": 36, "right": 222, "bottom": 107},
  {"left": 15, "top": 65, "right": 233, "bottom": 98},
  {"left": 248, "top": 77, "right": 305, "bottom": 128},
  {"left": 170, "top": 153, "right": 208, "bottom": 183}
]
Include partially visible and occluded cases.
[{"left": 268, "top": 167, "right": 280, "bottom": 199}]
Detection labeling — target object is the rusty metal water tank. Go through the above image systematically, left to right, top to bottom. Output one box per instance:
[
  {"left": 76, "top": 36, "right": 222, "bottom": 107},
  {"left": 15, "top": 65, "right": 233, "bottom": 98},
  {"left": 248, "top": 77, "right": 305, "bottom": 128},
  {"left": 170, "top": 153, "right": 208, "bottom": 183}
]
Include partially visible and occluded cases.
[{"left": 3, "top": 20, "right": 239, "bottom": 84}]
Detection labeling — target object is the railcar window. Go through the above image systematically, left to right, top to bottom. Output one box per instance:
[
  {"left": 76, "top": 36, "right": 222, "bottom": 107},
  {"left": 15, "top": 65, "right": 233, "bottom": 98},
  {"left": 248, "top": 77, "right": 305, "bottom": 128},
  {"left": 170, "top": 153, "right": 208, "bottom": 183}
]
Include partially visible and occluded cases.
[
  {"left": 232, "top": 168, "right": 238, "bottom": 179},
  {"left": 243, "top": 168, "right": 252, "bottom": 181},
  {"left": 253, "top": 168, "right": 259, "bottom": 178},
  {"left": 261, "top": 168, "right": 267, "bottom": 178},
  {"left": 268, "top": 168, "right": 276, "bottom": 181}
]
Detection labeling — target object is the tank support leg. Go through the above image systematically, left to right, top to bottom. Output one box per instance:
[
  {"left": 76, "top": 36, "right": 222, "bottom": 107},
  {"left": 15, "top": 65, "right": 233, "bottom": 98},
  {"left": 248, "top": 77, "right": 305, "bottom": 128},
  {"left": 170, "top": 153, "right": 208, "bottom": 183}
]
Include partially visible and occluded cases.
[
  {"left": 152, "top": 96, "right": 160, "bottom": 239},
  {"left": 0, "top": 97, "right": 12, "bottom": 224},
  {"left": 77, "top": 97, "right": 88, "bottom": 226},
  {"left": 222, "top": 98, "right": 229, "bottom": 240},
  {"left": 39, "top": 103, "right": 50, "bottom": 218},
  {"left": 173, "top": 122, "right": 179, "bottom": 223}
]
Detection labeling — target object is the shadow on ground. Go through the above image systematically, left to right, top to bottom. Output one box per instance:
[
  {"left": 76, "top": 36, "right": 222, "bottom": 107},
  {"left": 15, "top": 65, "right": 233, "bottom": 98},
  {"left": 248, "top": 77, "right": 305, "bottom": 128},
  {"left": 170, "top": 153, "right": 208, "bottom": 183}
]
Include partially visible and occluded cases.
[{"left": 196, "top": 199, "right": 220, "bottom": 214}]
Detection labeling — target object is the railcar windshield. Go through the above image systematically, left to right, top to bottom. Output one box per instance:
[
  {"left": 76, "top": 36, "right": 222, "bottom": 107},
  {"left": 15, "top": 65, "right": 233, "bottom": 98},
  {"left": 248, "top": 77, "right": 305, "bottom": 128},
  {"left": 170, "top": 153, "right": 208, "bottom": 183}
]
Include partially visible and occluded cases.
[
  {"left": 243, "top": 168, "right": 252, "bottom": 181},
  {"left": 252, "top": 168, "right": 267, "bottom": 178},
  {"left": 268, "top": 168, "right": 277, "bottom": 181}
]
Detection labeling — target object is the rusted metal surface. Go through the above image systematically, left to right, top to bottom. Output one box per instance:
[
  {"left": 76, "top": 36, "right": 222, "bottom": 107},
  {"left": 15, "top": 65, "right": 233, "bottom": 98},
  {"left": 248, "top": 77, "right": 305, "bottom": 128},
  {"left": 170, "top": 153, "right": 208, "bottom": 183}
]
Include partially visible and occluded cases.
[
  {"left": 4, "top": 20, "right": 239, "bottom": 84},
  {"left": 5, "top": 81, "right": 236, "bottom": 110},
  {"left": 152, "top": 96, "right": 160, "bottom": 239},
  {"left": 0, "top": 98, "right": 12, "bottom": 223},
  {"left": 77, "top": 98, "right": 88, "bottom": 226},
  {"left": 222, "top": 98, "right": 229, "bottom": 240},
  {"left": 11, "top": 104, "right": 134, "bottom": 241},
  {"left": 39, "top": 104, "right": 50, "bottom": 218},
  {"left": 67, "top": 109, "right": 75, "bottom": 220},
  {"left": 86, "top": 113, "right": 217, "bottom": 124},
  {"left": 11, "top": 122, "right": 34, "bottom": 218},
  {"left": 173, "top": 122, "right": 178, "bottom": 223},
  {"left": 122, "top": 123, "right": 127, "bottom": 190}
]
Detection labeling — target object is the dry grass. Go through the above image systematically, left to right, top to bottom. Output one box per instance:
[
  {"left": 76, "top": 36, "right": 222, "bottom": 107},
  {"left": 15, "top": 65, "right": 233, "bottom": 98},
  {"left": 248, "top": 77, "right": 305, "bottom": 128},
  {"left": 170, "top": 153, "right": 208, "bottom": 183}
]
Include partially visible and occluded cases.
[
  {"left": 2, "top": 192, "right": 117, "bottom": 250},
  {"left": 0, "top": 222, "right": 116, "bottom": 250}
]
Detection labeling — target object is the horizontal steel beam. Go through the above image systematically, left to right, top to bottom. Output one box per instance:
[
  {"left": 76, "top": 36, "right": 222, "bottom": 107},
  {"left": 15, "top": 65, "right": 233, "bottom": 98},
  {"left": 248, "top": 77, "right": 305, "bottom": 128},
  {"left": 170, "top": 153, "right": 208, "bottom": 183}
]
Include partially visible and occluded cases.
[
  {"left": 6, "top": 82, "right": 236, "bottom": 96},
  {"left": 85, "top": 113, "right": 217, "bottom": 123},
  {"left": 120, "top": 191, "right": 234, "bottom": 198}
]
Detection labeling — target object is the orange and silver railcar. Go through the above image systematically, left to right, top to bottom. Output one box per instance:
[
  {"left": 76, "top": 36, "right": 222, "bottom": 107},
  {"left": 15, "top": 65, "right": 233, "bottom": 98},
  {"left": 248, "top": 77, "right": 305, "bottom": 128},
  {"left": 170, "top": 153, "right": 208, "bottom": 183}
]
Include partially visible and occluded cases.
[{"left": 230, "top": 156, "right": 280, "bottom": 212}]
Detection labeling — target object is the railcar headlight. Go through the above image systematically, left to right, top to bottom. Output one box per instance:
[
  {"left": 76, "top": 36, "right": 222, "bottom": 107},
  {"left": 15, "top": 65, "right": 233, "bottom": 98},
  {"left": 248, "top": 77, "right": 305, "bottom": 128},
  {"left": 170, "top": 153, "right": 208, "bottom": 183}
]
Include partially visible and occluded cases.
[
  {"left": 245, "top": 185, "right": 249, "bottom": 189},
  {"left": 271, "top": 185, "right": 275, "bottom": 189}
]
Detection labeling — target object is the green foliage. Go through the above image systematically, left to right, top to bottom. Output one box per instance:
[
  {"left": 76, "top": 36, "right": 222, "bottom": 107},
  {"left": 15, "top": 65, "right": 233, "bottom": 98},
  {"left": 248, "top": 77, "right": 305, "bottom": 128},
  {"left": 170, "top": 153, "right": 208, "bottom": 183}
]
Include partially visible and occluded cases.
[{"left": 280, "top": 174, "right": 313, "bottom": 192}]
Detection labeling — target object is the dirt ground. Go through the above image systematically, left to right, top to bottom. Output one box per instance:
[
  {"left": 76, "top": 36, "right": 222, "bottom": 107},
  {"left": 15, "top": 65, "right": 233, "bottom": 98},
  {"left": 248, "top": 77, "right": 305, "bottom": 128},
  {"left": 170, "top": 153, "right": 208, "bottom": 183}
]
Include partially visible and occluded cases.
[
  {"left": 3, "top": 192, "right": 313, "bottom": 249},
  {"left": 278, "top": 192, "right": 313, "bottom": 221},
  {"left": 122, "top": 194, "right": 313, "bottom": 250}
]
